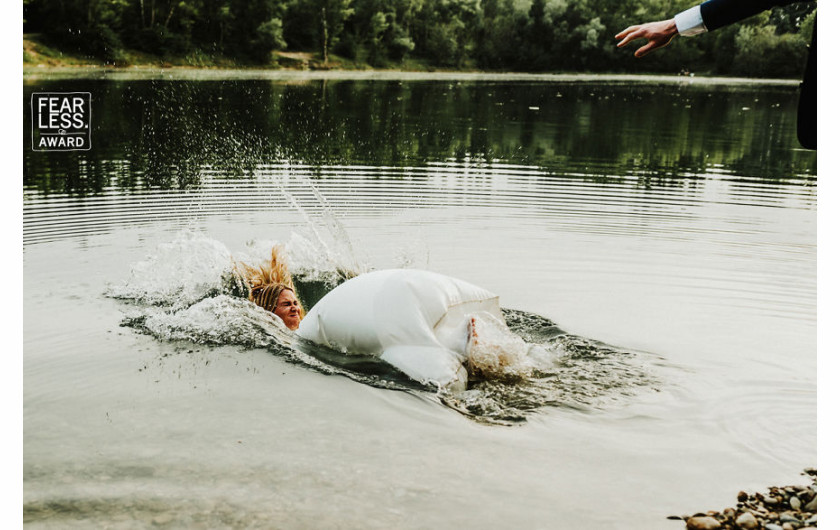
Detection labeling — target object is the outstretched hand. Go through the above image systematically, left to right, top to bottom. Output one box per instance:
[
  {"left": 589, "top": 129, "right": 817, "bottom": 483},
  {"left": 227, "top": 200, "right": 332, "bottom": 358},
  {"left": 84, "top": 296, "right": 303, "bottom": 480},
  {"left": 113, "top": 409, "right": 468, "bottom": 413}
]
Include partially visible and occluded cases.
[{"left": 615, "top": 20, "right": 678, "bottom": 57}]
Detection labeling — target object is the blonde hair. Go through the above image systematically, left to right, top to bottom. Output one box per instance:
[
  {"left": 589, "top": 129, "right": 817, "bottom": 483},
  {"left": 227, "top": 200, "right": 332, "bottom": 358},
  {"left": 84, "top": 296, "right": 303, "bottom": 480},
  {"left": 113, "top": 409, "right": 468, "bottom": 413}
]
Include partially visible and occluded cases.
[{"left": 235, "top": 245, "right": 305, "bottom": 317}]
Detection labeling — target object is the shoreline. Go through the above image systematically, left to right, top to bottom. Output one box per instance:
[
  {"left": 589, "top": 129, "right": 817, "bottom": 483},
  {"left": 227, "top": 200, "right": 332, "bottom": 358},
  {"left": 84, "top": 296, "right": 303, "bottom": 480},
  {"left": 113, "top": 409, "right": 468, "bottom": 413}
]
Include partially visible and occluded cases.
[
  {"left": 23, "top": 34, "right": 801, "bottom": 85},
  {"left": 22, "top": 66, "right": 801, "bottom": 85}
]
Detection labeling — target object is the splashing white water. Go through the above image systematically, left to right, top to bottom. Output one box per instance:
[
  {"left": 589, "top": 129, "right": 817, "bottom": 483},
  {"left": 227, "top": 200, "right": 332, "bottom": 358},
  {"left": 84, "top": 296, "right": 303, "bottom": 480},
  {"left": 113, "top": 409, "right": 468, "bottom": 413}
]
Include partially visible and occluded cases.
[
  {"left": 282, "top": 189, "right": 367, "bottom": 278},
  {"left": 106, "top": 228, "right": 656, "bottom": 424},
  {"left": 105, "top": 232, "right": 235, "bottom": 309},
  {"left": 284, "top": 232, "right": 355, "bottom": 282},
  {"left": 136, "top": 294, "right": 346, "bottom": 375},
  {"left": 142, "top": 295, "right": 286, "bottom": 345},
  {"left": 466, "top": 311, "right": 553, "bottom": 381}
]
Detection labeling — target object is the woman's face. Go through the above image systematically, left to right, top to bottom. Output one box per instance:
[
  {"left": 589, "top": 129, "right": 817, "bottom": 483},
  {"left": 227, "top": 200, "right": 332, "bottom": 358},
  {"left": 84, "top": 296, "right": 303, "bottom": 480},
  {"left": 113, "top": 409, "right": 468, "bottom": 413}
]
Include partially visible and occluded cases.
[{"left": 274, "top": 289, "right": 302, "bottom": 330}]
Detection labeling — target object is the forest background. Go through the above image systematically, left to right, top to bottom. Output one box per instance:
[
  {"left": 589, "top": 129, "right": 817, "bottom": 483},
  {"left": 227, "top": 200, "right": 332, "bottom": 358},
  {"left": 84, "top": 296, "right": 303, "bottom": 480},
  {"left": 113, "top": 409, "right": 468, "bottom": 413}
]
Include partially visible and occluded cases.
[{"left": 23, "top": 0, "right": 815, "bottom": 77}]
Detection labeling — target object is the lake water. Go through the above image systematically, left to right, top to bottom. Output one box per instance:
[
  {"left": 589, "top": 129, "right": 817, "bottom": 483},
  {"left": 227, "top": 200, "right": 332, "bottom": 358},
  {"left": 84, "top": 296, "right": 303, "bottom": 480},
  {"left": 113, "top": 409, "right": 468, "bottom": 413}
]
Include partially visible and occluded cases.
[{"left": 23, "top": 71, "right": 817, "bottom": 528}]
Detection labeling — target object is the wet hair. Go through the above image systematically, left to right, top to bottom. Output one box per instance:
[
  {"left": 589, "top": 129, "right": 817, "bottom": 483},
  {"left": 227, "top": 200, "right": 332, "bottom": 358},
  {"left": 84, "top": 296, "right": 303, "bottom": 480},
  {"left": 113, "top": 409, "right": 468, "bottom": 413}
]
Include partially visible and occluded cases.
[
  {"left": 235, "top": 245, "right": 305, "bottom": 318},
  {"left": 251, "top": 283, "right": 294, "bottom": 313}
]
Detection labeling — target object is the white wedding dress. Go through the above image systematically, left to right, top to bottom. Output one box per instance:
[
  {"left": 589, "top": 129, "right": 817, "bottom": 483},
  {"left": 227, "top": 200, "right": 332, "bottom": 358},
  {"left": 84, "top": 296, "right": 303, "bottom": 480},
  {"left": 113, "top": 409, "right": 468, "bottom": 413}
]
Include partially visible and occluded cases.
[{"left": 297, "top": 269, "right": 510, "bottom": 391}]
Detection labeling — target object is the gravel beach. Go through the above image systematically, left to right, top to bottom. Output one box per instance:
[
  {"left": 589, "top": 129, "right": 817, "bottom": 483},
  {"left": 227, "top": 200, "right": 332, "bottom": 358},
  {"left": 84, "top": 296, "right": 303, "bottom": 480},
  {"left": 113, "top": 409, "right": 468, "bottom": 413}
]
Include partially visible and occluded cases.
[{"left": 670, "top": 468, "right": 817, "bottom": 530}]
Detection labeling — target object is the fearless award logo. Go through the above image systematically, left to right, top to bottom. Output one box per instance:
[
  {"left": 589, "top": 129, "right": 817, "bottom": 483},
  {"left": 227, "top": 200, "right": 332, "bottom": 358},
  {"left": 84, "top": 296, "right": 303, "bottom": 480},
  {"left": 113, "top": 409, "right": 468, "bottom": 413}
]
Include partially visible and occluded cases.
[{"left": 31, "top": 92, "right": 92, "bottom": 151}]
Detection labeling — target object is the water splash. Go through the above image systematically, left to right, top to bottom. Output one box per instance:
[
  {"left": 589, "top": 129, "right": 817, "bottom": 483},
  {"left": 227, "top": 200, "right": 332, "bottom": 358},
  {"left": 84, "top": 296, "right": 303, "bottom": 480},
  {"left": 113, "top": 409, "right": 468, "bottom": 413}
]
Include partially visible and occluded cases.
[
  {"left": 307, "top": 182, "right": 366, "bottom": 275},
  {"left": 281, "top": 188, "right": 366, "bottom": 279},
  {"left": 108, "top": 230, "right": 657, "bottom": 424},
  {"left": 105, "top": 231, "right": 236, "bottom": 309},
  {"left": 129, "top": 294, "right": 382, "bottom": 381},
  {"left": 444, "top": 309, "right": 658, "bottom": 423},
  {"left": 466, "top": 311, "right": 542, "bottom": 382}
]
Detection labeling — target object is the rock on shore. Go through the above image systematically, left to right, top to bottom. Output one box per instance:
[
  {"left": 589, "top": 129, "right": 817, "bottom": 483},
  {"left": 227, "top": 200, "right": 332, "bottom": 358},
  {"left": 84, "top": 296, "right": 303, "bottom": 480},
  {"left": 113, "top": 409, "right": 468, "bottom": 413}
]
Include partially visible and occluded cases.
[{"left": 670, "top": 468, "right": 817, "bottom": 530}]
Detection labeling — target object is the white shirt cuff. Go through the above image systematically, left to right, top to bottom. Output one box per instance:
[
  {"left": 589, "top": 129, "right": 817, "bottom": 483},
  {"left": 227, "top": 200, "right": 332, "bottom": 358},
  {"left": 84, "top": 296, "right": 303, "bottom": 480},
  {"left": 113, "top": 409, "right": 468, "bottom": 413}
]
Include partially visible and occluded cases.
[{"left": 674, "top": 5, "right": 707, "bottom": 37}]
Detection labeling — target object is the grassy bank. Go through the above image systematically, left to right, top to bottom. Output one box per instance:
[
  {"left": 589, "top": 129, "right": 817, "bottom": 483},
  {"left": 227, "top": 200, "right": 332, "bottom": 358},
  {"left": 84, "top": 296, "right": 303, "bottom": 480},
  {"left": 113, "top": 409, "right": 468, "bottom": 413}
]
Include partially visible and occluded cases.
[{"left": 23, "top": 33, "right": 440, "bottom": 71}]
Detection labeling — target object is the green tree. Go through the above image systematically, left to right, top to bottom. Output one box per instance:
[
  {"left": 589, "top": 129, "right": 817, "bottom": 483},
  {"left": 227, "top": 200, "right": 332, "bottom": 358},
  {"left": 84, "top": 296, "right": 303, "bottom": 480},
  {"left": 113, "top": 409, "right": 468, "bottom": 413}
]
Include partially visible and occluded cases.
[
  {"left": 320, "top": 0, "right": 355, "bottom": 61},
  {"left": 414, "top": 0, "right": 479, "bottom": 67},
  {"left": 254, "top": 18, "right": 288, "bottom": 60},
  {"left": 733, "top": 23, "right": 808, "bottom": 77}
]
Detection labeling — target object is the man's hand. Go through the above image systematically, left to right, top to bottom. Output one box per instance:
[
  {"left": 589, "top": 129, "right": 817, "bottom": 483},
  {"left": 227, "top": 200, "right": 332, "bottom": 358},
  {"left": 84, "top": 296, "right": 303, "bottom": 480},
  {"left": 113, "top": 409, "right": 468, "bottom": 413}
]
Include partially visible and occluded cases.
[{"left": 615, "top": 20, "right": 679, "bottom": 57}]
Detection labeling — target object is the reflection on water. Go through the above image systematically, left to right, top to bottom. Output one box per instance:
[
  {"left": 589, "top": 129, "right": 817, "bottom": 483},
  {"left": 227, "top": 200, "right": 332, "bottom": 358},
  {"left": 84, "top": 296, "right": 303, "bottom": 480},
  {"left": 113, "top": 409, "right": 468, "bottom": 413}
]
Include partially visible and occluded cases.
[{"left": 24, "top": 78, "right": 814, "bottom": 195}]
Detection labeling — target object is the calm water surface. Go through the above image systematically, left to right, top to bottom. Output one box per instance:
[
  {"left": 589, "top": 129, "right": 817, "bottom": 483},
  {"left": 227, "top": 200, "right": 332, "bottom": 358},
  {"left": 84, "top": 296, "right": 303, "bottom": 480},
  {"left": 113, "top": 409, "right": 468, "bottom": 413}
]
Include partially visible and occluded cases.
[{"left": 23, "top": 72, "right": 816, "bottom": 528}]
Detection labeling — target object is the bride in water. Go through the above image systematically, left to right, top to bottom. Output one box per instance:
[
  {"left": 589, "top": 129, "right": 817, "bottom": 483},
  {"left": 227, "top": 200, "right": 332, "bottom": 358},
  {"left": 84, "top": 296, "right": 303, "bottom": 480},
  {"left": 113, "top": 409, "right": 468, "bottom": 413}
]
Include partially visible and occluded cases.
[
  {"left": 237, "top": 246, "right": 305, "bottom": 331},
  {"left": 238, "top": 246, "right": 543, "bottom": 392}
]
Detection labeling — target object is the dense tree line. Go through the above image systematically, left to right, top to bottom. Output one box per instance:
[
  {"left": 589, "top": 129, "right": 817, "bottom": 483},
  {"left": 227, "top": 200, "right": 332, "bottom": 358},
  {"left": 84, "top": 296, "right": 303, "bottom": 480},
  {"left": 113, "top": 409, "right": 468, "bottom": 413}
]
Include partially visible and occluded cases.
[{"left": 23, "top": 0, "right": 814, "bottom": 76}]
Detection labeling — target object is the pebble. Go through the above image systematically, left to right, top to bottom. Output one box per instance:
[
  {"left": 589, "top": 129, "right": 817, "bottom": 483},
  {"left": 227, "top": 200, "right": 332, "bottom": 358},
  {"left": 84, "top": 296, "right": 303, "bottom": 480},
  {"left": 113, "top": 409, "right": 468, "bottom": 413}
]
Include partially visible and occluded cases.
[
  {"left": 678, "top": 469, "right": 816, "bottom": 530},
  {"left": 753, "top": 506, "right": 769, "bottom": 516},
  {"left": 735, "top": 512, "right": 758, "bottom": 529},
  {"left": 686, "top": 516, "right": 722, "bottom": 530}
]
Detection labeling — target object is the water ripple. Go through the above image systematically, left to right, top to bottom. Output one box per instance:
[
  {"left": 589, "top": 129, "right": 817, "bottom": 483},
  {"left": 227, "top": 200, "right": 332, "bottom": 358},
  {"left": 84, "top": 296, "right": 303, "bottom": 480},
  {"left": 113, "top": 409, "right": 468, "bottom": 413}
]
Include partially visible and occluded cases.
[{"left": 23, "top": 162, "right": 815, "bottom": 246}]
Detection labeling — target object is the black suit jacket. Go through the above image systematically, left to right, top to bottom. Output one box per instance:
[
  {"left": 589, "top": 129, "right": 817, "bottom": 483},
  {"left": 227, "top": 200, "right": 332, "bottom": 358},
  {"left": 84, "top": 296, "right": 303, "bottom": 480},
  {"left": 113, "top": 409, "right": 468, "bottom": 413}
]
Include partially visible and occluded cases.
[
  {"left": 699, "top": 0, "right": 816, "bottom": 149},
  {"left": 700, "top": 0, "right": 805, "bottom": 31}
]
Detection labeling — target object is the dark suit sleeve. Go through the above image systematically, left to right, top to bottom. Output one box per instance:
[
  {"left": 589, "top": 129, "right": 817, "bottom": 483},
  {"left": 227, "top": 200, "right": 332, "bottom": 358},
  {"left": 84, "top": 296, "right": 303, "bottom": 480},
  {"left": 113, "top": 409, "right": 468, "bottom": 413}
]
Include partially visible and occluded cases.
[{"left": 700, "top": 0, "right": 809, "bottom": 31}]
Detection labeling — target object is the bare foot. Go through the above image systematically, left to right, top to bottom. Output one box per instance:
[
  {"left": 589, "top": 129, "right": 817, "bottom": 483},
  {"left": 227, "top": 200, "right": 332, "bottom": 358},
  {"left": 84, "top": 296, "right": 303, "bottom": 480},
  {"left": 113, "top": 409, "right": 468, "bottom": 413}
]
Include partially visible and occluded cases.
[{"left": 468, "top": 316, "right": 480, "bottom": 349}]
